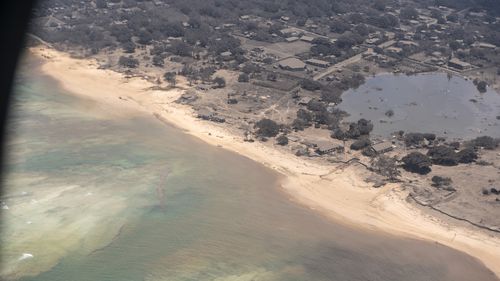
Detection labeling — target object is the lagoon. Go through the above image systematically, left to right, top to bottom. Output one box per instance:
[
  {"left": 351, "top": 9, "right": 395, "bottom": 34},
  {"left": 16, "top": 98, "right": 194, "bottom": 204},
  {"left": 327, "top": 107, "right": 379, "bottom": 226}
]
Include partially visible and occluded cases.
[{"left": 339, "top": 73, "right": 500, "bottom": 139}]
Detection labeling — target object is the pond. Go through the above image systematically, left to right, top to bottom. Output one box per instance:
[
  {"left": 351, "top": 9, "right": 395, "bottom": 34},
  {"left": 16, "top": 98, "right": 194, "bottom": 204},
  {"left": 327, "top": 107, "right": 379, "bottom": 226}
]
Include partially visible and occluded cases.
[{"left": 339, "top": 73, "right": 500, "bottom": 139}]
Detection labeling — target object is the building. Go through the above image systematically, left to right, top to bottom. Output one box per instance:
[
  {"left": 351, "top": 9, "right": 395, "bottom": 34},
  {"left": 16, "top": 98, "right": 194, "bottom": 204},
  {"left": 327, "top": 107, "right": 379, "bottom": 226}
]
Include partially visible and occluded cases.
[
  {"left": 280, "top": 28, "right": 298, "bottom": 36},
  {"left": 300, "top": 35, "right": 315, "bottom": 43},
  {"left": 286, "top": 36, "right": 300, "bottom": 43},
  {"left": 365, "top": 37, "right": 380, "bottom": 45},
  {"left": 397, "top": 40, "right": 419, "bottom": 48},
  {"left": 473, "top": 42, "right": 497, "bottom": 49},
  {"left": 386, "top": 46, "right": 403, "bottom": 54},
  {"left": 220, "top": 51, "right": 232, "bottom": 58},
  {"left": 278, "top": 58, "right": 306, "bottom": 71},
  {"left": 306, "top": 58, "right": 330, "bottom": 68},
  {"left": 448, "top": 58, "right": 471, "bottom": 70},
  {"left": 298, "top": 96, "right": 312, "bottom": 105},
  {"left": 197, "top": 109, "right": 225, "bottom": 123},
  {"left": 197, "top": 109, "right": 214, "bottom": 120},
  {"left": 315, "top": 141, "right": 343, "bottom": 155},
  {"left": 371, "top": 142, "right": 394, "bottom": 154}
]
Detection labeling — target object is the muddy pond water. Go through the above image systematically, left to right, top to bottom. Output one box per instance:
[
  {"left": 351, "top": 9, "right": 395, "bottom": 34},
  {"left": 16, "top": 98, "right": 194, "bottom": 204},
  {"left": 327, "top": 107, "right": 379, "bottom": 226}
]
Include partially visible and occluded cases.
[{"left": 339, "top": 73, "right": 500, "bottom": 139}]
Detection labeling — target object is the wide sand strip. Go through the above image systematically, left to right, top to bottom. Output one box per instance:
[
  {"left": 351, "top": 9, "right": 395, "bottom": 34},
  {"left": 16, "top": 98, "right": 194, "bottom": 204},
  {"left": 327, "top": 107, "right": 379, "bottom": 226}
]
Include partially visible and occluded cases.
[{"left": 30, "top": 47, "right": 500, "bottom": 278}]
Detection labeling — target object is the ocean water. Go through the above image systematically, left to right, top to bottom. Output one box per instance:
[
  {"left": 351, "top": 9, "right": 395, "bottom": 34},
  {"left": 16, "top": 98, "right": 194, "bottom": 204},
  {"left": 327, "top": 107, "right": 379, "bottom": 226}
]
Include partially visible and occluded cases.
[
  {"left": 1, "top": 57, "right": 497, "bottom": 281},
  {"left": 339, "top": 73, "right": 500, "bottom": 139}
]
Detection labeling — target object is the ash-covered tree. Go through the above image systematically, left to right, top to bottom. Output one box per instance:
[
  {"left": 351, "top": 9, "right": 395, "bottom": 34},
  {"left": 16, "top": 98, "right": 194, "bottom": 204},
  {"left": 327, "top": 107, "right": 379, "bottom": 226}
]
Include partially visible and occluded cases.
[
  {"left": 400, "top": 7, "right": 419, "bottom": 20},
  {"left": 122, "top": 41, "right": 136, "bottom": 53},
  {"left": 168, "top": 41, "right": 193, "bottom": 57},
  {"left": 152, "top": 55, "right": 165, "bottom": 67},
  {"left": 118, "top": 56, "right": 139, "bottom": 68},
  {"left": 164, "top": 72, "right": 176, "bottom": 87},
  {"left": 238, "top": 73, "right": 249, "bottom": 83},
  {"left": 213, "top": 77, "right": 226, "bottom": 88},
  {"left": 300, "top": 79, "right": 322, "bottom": 91},
  {"left": 476, "top": 81, "right": 487, "bottom": 93},
  {"left": 320, "top": 88, "right": 342, "bottom": 104},
  {"left": 357, "top": 118, "right": 374, "bottom": 135},
  {"left": 255, "top": 119, "right": 280, "bottom": 138},
  {"left": 331, "top": 127, "right": 349, "bottom": 147},
  {"left": 404, "top": 133, "right": 436, "bottom": 147},
  {"left": 276, "top": 135, "right": 289, "bottom": 146},
  {"left": 469, "top": 136, "right": 499, "bottom": 150},
  {"left": 350, "top": 138, "right": 371, "bottom": 150},
  {"left": 427, "top": 146, "right": 459, "bottom": 166},
  {"left": 456, "top": 147, "right": 477, "bottom": 163},
  {"left": 402, "top": 152, "right": 432, "bottom": 174},
  {"left": 370, "top": 155, "right": 401, "bottom": 181},
  {"left": 431, "top": 176, "right": 453, "bottom": 188}
]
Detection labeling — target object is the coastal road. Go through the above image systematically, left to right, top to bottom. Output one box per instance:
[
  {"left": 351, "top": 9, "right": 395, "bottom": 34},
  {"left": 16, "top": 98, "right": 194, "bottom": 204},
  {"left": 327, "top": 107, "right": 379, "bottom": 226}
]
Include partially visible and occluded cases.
[{"left": 313, "top": 52, "right": 364, "bottom": 81}]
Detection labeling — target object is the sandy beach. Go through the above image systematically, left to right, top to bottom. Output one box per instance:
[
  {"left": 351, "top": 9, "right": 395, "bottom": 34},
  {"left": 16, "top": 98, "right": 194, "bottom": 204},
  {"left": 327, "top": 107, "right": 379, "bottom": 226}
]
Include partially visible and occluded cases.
[{"left": 30, "top": 46, "right": 500, "bottom": 278}]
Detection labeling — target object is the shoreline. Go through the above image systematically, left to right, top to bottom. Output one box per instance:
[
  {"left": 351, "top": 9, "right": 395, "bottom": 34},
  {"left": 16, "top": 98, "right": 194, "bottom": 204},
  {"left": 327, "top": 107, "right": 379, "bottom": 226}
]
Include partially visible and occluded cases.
[{"left": 30, "top": 46, "right": 500, "bottom": 278}]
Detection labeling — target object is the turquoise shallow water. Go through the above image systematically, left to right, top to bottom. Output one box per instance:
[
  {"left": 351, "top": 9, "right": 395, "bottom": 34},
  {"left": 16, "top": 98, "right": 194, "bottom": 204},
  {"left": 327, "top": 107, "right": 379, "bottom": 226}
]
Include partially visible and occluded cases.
[{"left": 1, "top": 57, "right": 498, "bottom": 281}]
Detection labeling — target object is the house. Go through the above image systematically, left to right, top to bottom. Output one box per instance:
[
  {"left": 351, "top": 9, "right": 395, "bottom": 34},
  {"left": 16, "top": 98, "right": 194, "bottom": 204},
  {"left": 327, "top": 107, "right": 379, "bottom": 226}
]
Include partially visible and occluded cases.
[
  {"left": 240, "top": 15, "right": 250, "bottom": 20},
  {"left": 281, "top": 16, "right": 290, "bottom": 22},
  {"left": 280, "top": 28, "right": 298, "bottom": 36},
  {"left": 300, "top": 35, "right": 315, "bottom": 43},
  {"left": 286, "top": 36, "right": 300, "bottom": 43},
  {"left": 365, "top": 37, "right": 380, "bottom": 45},
  {"left": 398, "top": 40, "right": 419, "bottom": 48},
  {"left": 473, "top": 42, "right": 497, "bottom": 49},
  {"left": 386, "top": 46, "right": 403, "bottom": 54},
  {"left": 220, "top": 51, "right": 233, "bottom": 60},
  {"left": 278, "top": 58, "right": 306, "bottom": 71},
  {"left": 306, "top": 58, "right": 330, "bottom": 68},
  {"left": 448, "top": 58, "right": 471, "bottom": 70},
  {"left": 196, "top": 84, "right": 212, "bottom": 91},
  {"left": 298, "top": 96, "right": 312, "bottom": 105},
  {"left": 197, "top": 109, "right": 225, "bottom": 123},
  {"left": 197, "top": 109, "right": 214, "bottom": 120},
  {"left": 315, "top": 141, "right": 343, "bottom": 155},
  {"left": 371, "top": 142, "right": 394, "bottom": 154}
]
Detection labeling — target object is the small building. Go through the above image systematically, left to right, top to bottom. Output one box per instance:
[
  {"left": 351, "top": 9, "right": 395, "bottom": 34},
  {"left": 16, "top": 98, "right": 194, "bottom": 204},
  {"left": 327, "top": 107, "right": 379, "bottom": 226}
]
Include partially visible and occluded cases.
[
  {"left": 240, "top": 15, "right": 250, "bottom": 20},
  {"left": 280, "top": 16, "right": 290, "bottom": 22},
  {"left": 280, "top": 28, "right": 298, "bottom": 36},
  {"left": 300, "top": 35, "right": 315, "bottom": 43},
  {"left": 286, "top": 36, "right": 300, "bottom": 43},
  {"left": 365, "top": 37, "right": 380, "bottom": 45},
  {"left": 398, "top": 40, "right": 419, "bottom": 48},
  {"left": 473, "top": 42, "right": 497, "bottom": 49},
  {"left": 386, "top": 46, "right": 403, "bottom": 54},
  {"left": 220, "top": 51, "right": 233, "bottom": 61},
  {"left": 278, "top": 58, "right": 306, "bottom": 71},
  {"left": 306, "top": 58, "right": 330, "bottom": 68},
  {"left": 448, "top": 58, "right": 471, "bottom": 70},
  {"left": 196, "top": 84, "right": 212, "bottom": 91},
  {"left": 298, "top": 96, "right": 312, "bottom": 105},
  {"left": 197, "top": 109, "right": 214, "bottom": 120},
  {"left": 197, "top": 109, "right": 225, "bottom": 123},
  {"left": 287, "top": 135, "right": 301, "bottom": 142},
  {"left": 315, "top": 141, "right": 343, "bottom": 155},
  {"left": 371, "top": 142, "right": 394, "bottom": 154}
]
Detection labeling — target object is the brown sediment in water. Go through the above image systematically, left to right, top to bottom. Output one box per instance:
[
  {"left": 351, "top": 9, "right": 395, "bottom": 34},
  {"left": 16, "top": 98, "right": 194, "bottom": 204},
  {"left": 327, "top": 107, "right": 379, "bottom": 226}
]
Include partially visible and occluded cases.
[{"left": 28, "top": 46, "right": 500, "bottom": 278}]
